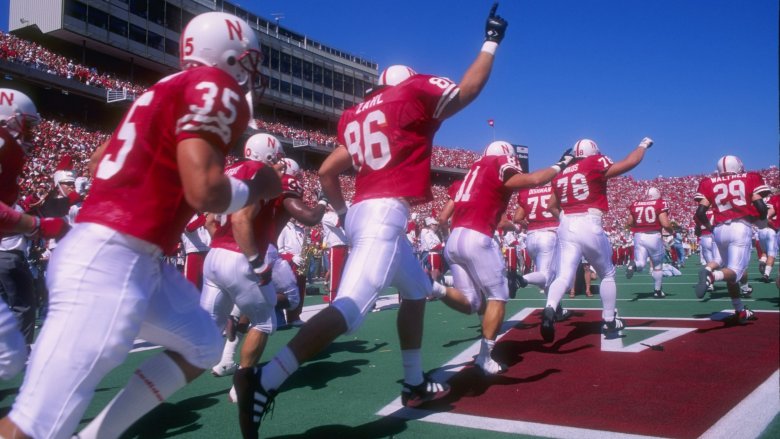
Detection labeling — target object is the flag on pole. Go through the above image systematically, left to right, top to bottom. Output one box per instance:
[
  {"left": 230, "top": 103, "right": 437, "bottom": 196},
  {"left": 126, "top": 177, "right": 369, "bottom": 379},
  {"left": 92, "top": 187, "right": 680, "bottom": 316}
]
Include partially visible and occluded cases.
[{"left": 488, "top": 119, "right": 494, "bottom": 127}]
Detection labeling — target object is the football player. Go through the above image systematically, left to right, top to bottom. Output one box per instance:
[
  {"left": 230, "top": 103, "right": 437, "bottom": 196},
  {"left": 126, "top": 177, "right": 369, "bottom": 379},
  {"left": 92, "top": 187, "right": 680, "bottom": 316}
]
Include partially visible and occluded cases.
[
  {"left": 236, "top": 4, "right": 510, "bottom": 437},
  {"left": 0, "top": 12, "right": 282, "bottom": 439},
  {"left": 0, "top": 88, "right": 68, "bottom": 381},
  {"left": 540, "top": 136, "right": 655, "bottom": 343},
  {"left": 429, "top": 140, "right": 573, "bottom": 374},
  {"left": 692, "top": 155, "right": 770, "bottom": 323},
  {"left": 515, "top": 182, "right": 574, "bottom": 313},
  {"left": 625, "top": 187, "right": 674, "bottom": 298},
  {"left": 756, "top": 191, "right": 778, "bottom": 282},
  {"left": 693, "top": 194, "right": 721, "bottom": 294}
]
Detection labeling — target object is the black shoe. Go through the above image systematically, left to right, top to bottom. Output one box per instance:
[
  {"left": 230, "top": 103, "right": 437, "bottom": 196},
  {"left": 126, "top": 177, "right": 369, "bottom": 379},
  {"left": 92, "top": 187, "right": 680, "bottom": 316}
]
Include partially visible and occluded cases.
[
  {"left": 625, "top": 261, "right": 636, "bottom": 279},
  {"left": 758, "top": 261, "right": 766, "bottom": 276},
  {"left": 695, "top": 268, "right": 712, "bottom": 299},
  {"left": 761, "top": 274, "right": 770, "bottom": 283},
  {"left": 518, "top": 275, "right": 528, "bottom": 288},
  {"left": 740, "top": 283, "right": 753, "bottom": 298},
  {"left": 653, "top": 289, "right": 666, "bottom": 298},
  {"left": 555, "top": 304, "right": 572, "bottom": 322},
  {"left": 540, "top": 306, "right": 556, "bottom": 343},
  {"left": 602, "top": 314, "right": 626, "bottom": 339},
  {"left": 234, "top": 366, "right": 276, "bottom": 439},
  {"left": 401, "top": 373, "right": 450, "bottom": 408}
]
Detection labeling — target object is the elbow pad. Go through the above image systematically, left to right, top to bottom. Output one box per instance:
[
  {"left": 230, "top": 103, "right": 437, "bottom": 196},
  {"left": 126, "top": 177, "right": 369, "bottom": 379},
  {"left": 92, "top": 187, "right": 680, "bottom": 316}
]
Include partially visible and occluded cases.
[
  {"left": 753, "top": 199, "right": 768, "bottom": 220},
  {"left": 695, "top": 205, "right": 711, "bottom": 229}
]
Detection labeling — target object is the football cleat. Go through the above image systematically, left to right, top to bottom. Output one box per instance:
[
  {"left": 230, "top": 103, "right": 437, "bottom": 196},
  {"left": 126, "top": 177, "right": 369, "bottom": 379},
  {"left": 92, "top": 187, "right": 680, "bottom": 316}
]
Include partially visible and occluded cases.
[
  {"left": 625, "top": 260, "right": 636, "bottom": 279},
  {"left": 758, "top": 261, "right": 766, "bottom": 276},
  {"left": 694, "top": 268, "right": 713, "bottom": 299},
  {"left": 761, "top": 274, "right": 770, "bottom": 284},
  {"left": 517, "top": 275, "right": 528, "bottom": 288},
  {"left": 740, "top": 283, "right": 753, "bottom": 298},
  {"left": 653, "top": 289, "right": 666, "bottom": 298},
  {"left": 555, "top": 305, "right": 573, "bottom": 322},
  {"left": 540, "top": 306, "right": 556, "bottom": 343},
  {"left": 735, "top": 307, "right": 758, "bottom": 324},
  {"left": 602, "top": 315, "right": 626, "bottom": 339},
  {"left": 475, "top": 353, "right": 507, "bottom": 375},
  {"left": 212, "top": 361, "right": 239, "bottom": 377},
  {"left": 234, "top": 366, "right": 277, "bottom": 439},
  {"left": 401, "top": 373, "right": 450, "bottom": 408},
  {"left": 228, "top": 385, "right": 237, "bottom": 403}
]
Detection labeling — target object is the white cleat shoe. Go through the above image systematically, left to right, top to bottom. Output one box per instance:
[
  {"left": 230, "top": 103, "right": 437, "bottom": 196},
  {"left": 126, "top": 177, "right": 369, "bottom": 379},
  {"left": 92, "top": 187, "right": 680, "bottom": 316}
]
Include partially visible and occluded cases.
[
  {"left": 475, "top": 354, "right": 507, "bottom": 375},
  {"left": 211, "top": 362, "right": 239, "bottom": 377},
  {"left": 228, "top": 384, "right": 238, "bottom": 403}
]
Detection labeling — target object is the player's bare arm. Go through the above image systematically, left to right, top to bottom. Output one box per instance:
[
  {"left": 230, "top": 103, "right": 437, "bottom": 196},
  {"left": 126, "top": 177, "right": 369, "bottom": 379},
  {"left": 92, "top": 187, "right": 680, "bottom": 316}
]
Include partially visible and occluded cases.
[
  {"left": 438, "top": 3, "right": 507, "bottom": 120},
  {"left": 605, "top": 137, "right": 653, "bottom": 179},
  {"left": 177, "top": 138, "right": 282, "bottom": 213},
  {"left": 88, "top": 139, "right": 110, "bottom": 176},
  {"left": 318, "top": 145, "right": 352, "bottom": 215},
  {"left": 505, "top": 150, "right": 575, "bottom": 190},
  {"left": 283, "top": 197, "right": 326, "bottom": 227},
  {"left": 695, "top": 199, "right": 713, "bottom": 231},
  {"left": 231, "top": 201, "right": 262, "bottom": 259},
  {"left": 513, "top": 206, "right": 526, "bottom": 224},
  {"left": 626, "top": 211, "right": 636, "bottom": 228},
  {"left": 659, "top": 211, "right": 673, "bottom": 233},
  {"left": 204, "top": 213, "right": 218, "bottom": 237}
]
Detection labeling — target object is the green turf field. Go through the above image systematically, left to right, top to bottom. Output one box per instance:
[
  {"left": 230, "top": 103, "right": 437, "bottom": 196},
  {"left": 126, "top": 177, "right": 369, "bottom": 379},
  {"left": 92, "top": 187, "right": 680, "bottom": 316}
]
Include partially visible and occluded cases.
[{"left": 2, "top": 254, "right": 778, "bottom": 438}]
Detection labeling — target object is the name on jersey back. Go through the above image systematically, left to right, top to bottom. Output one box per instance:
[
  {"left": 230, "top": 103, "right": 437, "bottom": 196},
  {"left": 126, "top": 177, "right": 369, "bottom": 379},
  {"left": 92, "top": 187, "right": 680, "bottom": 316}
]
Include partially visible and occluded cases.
[{"left": 355, "top": 94, "right": 385, "bottom": 115}]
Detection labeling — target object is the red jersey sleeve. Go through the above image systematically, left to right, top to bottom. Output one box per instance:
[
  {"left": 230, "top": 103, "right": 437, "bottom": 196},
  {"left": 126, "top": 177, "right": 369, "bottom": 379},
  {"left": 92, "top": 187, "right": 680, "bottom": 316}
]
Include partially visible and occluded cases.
[{"left": 408, "top": 75, "right": 460, "bottom": 120}]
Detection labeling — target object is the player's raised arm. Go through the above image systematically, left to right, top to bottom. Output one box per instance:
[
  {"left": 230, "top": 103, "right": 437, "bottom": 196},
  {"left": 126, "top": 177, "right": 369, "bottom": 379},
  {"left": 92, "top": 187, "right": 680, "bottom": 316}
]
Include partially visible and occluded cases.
[
  {"left": 438, "top": 2, "right": 508, "bottom": 120},
  {"left": 605, "top": 137, "right": 653, "bottom": 179},
  {"left": 318, "top": 145, "right": 353, "bottom": 221},
  {"left": 504, "top": 149, "right": 575, "bottom": 190}
]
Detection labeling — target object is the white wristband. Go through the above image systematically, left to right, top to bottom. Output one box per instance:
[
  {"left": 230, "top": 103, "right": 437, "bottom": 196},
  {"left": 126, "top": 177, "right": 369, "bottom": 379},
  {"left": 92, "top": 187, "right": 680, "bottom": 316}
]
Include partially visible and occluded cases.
[
  {"left": 481, "top": 41, "right": 498, "bottom": 55},
  {"left": 551, "top": 165, "right": 562, "bottom": 173},
  {"left": 221, "top": 176, "right": 250, "bottom": 215},
  {"left": 317, "top": 200, "right": 328, "bottom": 207}
]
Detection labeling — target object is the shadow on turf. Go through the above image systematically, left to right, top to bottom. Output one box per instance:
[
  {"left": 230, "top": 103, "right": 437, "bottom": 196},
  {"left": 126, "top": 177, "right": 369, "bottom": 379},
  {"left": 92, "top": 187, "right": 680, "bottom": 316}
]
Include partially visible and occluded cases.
[
  {"left": 282, "top": 359, "right": 371, "bottom": 391},
  {"left": 115, "top": 389, "right": 225, "bottom": 438},
  {"left": 266, "top": 416, "right": 408, "bottom": 439}
]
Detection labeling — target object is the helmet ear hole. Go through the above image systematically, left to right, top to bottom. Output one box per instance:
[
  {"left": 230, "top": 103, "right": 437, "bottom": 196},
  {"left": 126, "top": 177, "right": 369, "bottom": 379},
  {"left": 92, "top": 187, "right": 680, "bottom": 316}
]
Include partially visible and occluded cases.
[{"left": 226, "top": 56, "right": 236, "bottom": 66}]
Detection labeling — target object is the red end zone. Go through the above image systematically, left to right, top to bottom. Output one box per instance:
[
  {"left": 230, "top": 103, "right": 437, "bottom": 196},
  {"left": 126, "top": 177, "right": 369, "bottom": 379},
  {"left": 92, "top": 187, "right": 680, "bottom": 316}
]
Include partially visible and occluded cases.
[{"left": 383, "top": 309, "right": 779, "bottom": 438}]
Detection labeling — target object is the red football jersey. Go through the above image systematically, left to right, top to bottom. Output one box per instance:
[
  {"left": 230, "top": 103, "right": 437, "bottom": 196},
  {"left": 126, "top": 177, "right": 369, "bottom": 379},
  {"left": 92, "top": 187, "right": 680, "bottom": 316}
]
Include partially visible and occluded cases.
[
  {"left": 78, "top": 66, "right": 250, "bottom": 254},
  {"left": 340, "top": 74, "right": 459, "bottom": 206},
  {"left": 0, "top": 127, "right": 25, "bottom": 206},
  {"left": 552, "top": 154, "right": 613, "bottom": 214},
  {"left": 451, "top": 155, "right": 521, "bottom": 236},
  {"left": 210, "top": 160, "right": 270, "bottom": 254},
  {"left": 694, "top": 172, "right": 770, "bottom": 225},
  {"left": 262, "top": 173, "right": 304, "bottom": 244},
  {"left": 447, "top": 180, "right": 462, "bottom": 200},
  {"left": 517, "top": 184, "right": 559, "bottom": 231},
  {"left": 769, "top": 194, "right": 780, "bottom": 230},
  {"left": 629, "top": 198, "right": 669, "bottom": 233},
  {"left": 694, "top": 208, "right": 716, "bottom": 236}
]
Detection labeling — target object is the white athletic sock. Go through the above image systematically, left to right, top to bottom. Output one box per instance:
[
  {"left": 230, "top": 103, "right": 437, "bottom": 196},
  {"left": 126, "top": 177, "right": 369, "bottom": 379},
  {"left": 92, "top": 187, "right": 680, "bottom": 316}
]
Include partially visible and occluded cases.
[
  {"left": 765, "top": 265, "right": 773, "bottom": 277},
  {"left": 651, "top": 269, "right": 663, "bottom": 291},
  {"left": 443, "top": 275, "right": 454, "bottom": 287},
  {"left": 599, "top": 276, "right": 617, "bottom": 321},
  {"left": 430, "top": 281, "right": 447, "bottom": 299},
  {"left": 219, "top": 333, "right": 242, "bottom": 365},
  {"left": 479, "top": 338, "right": 495, "bottom": 357},
  {"left": 261, "top": 346, "right": 299, "bottom": 392},
  {"left": 401, "top": 349, "right": 422, "bottom": 386},
  {"left": 77, "top": 353, "right": 186, "bottom": 439}
]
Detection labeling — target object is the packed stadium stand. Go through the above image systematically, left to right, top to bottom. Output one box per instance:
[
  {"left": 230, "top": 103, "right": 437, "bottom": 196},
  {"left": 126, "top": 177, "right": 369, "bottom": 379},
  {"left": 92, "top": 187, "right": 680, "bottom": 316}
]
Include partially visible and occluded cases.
[{"left": 1, "top": 11, "right": 776, "bottom": 234}]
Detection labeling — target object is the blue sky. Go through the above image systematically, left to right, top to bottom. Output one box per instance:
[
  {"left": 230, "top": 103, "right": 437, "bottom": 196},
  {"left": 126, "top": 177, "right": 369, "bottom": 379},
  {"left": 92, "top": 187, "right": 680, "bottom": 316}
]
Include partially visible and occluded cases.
[{"left": 2, "top": 0, "right": 777, "bottom": 179}]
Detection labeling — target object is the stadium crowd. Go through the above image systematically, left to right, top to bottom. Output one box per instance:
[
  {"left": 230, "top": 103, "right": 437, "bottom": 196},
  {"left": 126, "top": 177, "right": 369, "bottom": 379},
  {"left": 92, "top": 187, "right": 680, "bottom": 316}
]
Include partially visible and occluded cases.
[{"left": 0, "top": 31, "right": 146, "bottom": 96}]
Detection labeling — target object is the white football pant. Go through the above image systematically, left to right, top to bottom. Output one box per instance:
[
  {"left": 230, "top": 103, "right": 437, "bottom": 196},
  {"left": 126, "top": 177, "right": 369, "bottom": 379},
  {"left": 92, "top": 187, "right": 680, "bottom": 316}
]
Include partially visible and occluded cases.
[
  {"left": 333, "top": 198, "right": 429, "bottom": 333},
  {"left": 546, "top": 213, "right": 617, "bottom": 321},
  {"left": 713, "top": 220, "right": 753, "bottom": 280},
  {"left": 10, "top": 223, "right": 222, "bottom": 439},
  {"left": 444, "top": 227, "right": 508, "bottom": 313},
  {"left": 758, "top": 227, "right": 777, "bottom": 258},
  {"left": 523, "top": 230, "right": 557, "bottom": 289},
  {"left": 633, "top": 231, "right": 665, "bottom": 290},
  {"left": 699, "top": 234, "right": 721, "bottom": 266},
  {"left": 0, "top": 303, "right": 26, "bottom": 380}
]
